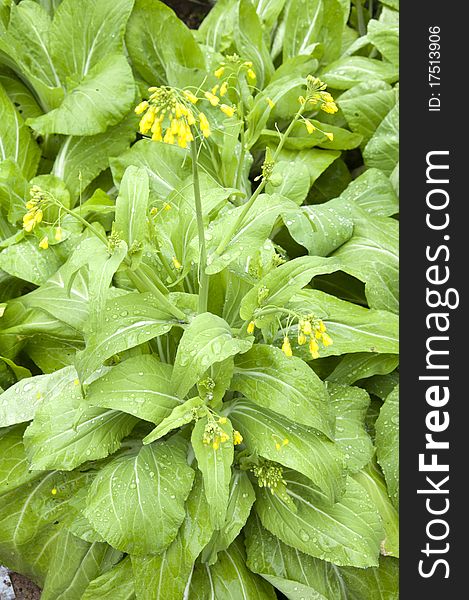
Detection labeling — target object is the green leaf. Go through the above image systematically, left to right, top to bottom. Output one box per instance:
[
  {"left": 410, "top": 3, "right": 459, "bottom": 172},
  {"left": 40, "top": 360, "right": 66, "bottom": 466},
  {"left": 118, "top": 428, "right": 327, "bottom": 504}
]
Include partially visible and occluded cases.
[
  {"left": 49, "top": 0, "right": 134, "bottom": 81},
  {"left": 125, "top": 0, "right": 205, "bottom": 86},
  {"left": 234, "top": 0, "right": 274, "bottom": 88},
  {"left": 283, "top": 0, "right": 323, "bottom": 60},
  {"left": 367, "top": 19, "right": 399, "bottom": 67},
  {"left": 27, "top": 54, "right": 135, "bottom": 136},
  {"left": 321, "top": 57, "right": 398, "bottom": 90},
  {"left": 0, "top": 69, "right": 44, "bottom": 121},
  {"left": 338, "top": 81, "right": 396, "bottom": 146},
  {"left": 0, "top": 83, "right": 40, "bottom": 178},
  {"left": 363, "top": 103, "right": 399, "bottom": 175},
  {"left": 111, "top": 139, "right": 191, "bottom": 200},
  {"left": 276, "top": 147, "right": 341, "bottom": 187},
  {"left": 265, "top": 160, "right": 310, "bottom": 205},
  {"left": 338, "top": 167, "right": 399, "bottom": 217},
  {"left": 333, "top": 211, "right": 398, "bottom": 313},
  {"left": 0, "top": 237, "right": 63, "bottom": 285},
  {"left": 240, "top": 255, "right": 341, "bottom": 320},
  {"left": 289, "top": 289, "right": 399, "bottom": 357},
  {"left": 76, "top": 292, "right": 176, "bottom": 382},
  {"left": 171, "top": 312, "right": 252, "bottom": 399},
  {"left": 232, "top": 345, "right": 334, "bottom": 436},
  {"left": 327, "top": 353, "right": 399, "bottom": 385},
  {"left": 87, "top": 355, "right": 182, "bottom": 425},
  {"left": 0, "top": 365, "right": 77, "bottom": 427},
  {"left": 23, "top": 371, "right": 137, "bottom": 470},
  {"left": 327, "top": 383, "right": 373, "bottom": 472},
  {"left": 375, "top": 384, "right": 399, "bottom": 509},
  {"left": 143, "top": 396, "right": 204, "bottom": 444},
  {"left": 229, "top": 398, "right": 345, "bottom": 504},
  {"left": 191, "top": 417, "right": 234, "bottom": 528},
  {"left": 0, "top": 424, "right": 39, "bottom": 493},
  {"left": 84, "top": 435, "right": 195, "bottom": 555},
  {"left": 353, "top": 461, "right": 399, "bottom": 557},
  {"left": 202, "top": 469, "right": 256, "bottom": 564},
  {"left": 131, "top": 470, "right": 214, "bottom": 600},
  {"left": 256, "top": 471, "right": 383, "bottom": 567},
  {"left": 41, "top": 529, "right": 121, "bottom": 600},
  {"left": 189, "top": 538, "right": 276, "bottom": 599},
  {"left": 82, "top": 557, "right": 135, "bottom": 600},
  {"left": 340, "top": 557, "right": 399, "bottom": 600}
]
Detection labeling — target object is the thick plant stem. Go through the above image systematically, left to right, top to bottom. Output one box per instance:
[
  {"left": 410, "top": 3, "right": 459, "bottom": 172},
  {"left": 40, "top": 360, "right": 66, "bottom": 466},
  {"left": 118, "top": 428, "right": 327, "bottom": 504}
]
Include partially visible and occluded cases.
[
  {"left": 215, "top": 106, "right": 305, "bottom": 257},
  {"left": 192, "top": 139, "right": 209, "bottom": 314}
]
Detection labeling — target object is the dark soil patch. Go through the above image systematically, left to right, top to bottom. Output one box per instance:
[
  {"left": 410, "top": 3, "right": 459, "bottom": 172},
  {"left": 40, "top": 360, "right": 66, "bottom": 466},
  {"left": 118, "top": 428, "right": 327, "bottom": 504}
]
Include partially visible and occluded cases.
[
  {"left": 162, "top": 0, "right": 213, "bottom": 28},
  {"left": 9, "top": 573, "right": 41, "bottom": 600}
]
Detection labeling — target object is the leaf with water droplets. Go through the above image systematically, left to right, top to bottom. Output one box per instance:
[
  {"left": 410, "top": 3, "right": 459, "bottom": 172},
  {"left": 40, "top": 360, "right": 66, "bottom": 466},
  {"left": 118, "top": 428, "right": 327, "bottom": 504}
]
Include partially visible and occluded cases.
[{"left": 375, "top": 384, "right": 399, "bottom": 509}]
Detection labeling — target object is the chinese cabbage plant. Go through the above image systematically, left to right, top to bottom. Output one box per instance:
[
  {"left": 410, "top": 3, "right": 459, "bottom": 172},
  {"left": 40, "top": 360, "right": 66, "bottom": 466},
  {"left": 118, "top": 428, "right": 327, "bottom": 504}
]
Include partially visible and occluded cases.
[{"left": 0, "top": 0, "right": 399, "bottom": 598}]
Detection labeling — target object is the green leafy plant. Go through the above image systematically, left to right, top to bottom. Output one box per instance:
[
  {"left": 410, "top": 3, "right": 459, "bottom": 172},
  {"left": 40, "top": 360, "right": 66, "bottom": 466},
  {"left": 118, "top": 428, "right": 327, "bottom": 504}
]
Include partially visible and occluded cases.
[{"left": 0, "top": 0, "right": 399, "bottom": 597}]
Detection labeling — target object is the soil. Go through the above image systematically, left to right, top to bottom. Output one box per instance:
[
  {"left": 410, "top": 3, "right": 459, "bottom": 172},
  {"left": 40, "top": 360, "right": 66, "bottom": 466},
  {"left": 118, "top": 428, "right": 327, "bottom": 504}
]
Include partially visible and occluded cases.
[
  {"left": 163, "top": 0, "right": 213, "bottom": 28},
  {"left": 8, "top": 573, "right": 41, "bottom": 600}
]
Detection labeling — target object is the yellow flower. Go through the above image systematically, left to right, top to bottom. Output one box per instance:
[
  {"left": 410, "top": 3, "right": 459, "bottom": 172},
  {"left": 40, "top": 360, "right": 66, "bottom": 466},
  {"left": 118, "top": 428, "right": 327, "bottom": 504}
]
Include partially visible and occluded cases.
[
  {"left": 214, "top": 66, "right": 225, "bottom": 78},
  {"left": 247, "top": 68, "right": 256, "bottom": 81},
  {"left": 220, "top": 81, "right": 228, "bottom": 96},
  {"left": 211, "top": 84, "right": 219, "bottom": 95},
  {"left": 183, "top": 90, "right": 199, "bottom": 104},
  {"left": 204, "top": 91, "right": 220, "bottom": 106},
  {"left": 320, "top": 91, "right": 334, "bottom": 103},
  {"left": 298, "top": 95, "right": 306, "bottom": 105},
  {"left": 267, "top": 97, "right": 275, "bottom": 109},
  {"left": 135, "top": 100, "right": 149, "bottom": 115},
  {"left": 321, "top": 101, "right": 338, "bottom": 114},
  {"left": 220, "top": 104, "right": 235, "bottom": 117},
  {"left": 139, "top": 106, "right": 156, "bottom": 134},
  {"left": 199, "top": 112, "right": 211, "bottom": 138},
  {"left": 305, "top": 120, "right": 316, "bottom": 134},
  {"left": 163, "top": 128, "right": 175, "bottom": 144},
  {"left": 325, "top": 132, "right": 334, "bottom": 141},
  {"left": 163, "top": 202, "right": 172, "bottom": 211},
  {"left": 150, "top": 207, "right": 158, "bottom": 216},
  {"left": 54, "top": 227, "right": 62, "bottom": 241},
  {"left": 39, "top": 236, "right": 49, "bottom": 250},
  {"left": 172, "top": 256, "right": 182, "bottom": 270},
  {"left": 301, "top": 320, "right": 312, "bottom": 335},
  {"left": 319, "top": 320, "right": 326, "bottom": 332},
  {"left": 247, "top": 321, "right": 255, "bottom": 334},
  {"left": 298, "top": 332, "right": 307, "bottom": 345},
  {"left": 322, "top": 332, "right": 333, "bottom": 347},
  {"left": 281, "top": 336, "right": 293, "bottom": 357},
  {"left": 309, "top": 338, "right": 320, "bottom": 359},
  {"left": 219, "top": 417, "right": 227, "bottom": 425},
  {"left": 233, "top": 430, "right": 243, "bottom": 445},
  {"left": 220, "top": 432, "right": 230, "bottom": 443},
  {"left": 282, "top": 438, "right": 289, "bottom": 446},
  {"left": 212, "top": 440, "right": 220, "bottom": 450},
  {"left": 275, "top": 442, "right": 281, "bottom": 450},
  {"left": 51, "top": 488, "right": 58, "bottom": 496}
]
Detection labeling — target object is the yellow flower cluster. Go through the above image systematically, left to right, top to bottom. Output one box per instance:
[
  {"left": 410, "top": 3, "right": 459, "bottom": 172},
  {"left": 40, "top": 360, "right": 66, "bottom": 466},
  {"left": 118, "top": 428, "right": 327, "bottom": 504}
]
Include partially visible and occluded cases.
[
  {"left": 214, "top": 57, "right": 257, "bottom": 85},
  {"left": 300, "top": 76, "right": 339, "bottom": 114},
  {"left": 135, "top": 84, "right": 237, "bottom": 148},
  {"left": 303, "top": 118, "right": 334, "bottom": 142},
  {"left": 23, "top": 185, "right": 45, "bottom": 232},
  {"left": 281, "top": 317, "right": 332, "bottom": 359},
  {"left": 202, "top": 416, "right": 230, "bottom": 450},
  {"left": 251, "top": 461, "right": 286, "bottom": 494}
]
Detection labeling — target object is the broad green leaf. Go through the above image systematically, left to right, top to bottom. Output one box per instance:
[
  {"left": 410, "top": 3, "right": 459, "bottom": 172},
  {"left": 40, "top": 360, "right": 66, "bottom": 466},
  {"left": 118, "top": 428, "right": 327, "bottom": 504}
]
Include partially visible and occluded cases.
[
  {"left": 49, "top": 0, "right": 134, "bottom": 81},
  {"left": 125, "top": 0, "right": 205, "bottom": 86},
  {"left": 196, "top": 0, "right": 237, "bottom": 51},
  {"left": 234, "top": 0, "right": 274, "bottom": 88},
  {"left": 254, "top": 0, "right": 286, "bottom": 30},
  {"left": 367, "top": 19, "right": 399, "bottom": 67},
  {"left": 27, "top": 54, "right": 135, "bottom": 136},
  {"left": 321, "top": 57, "right": 398, "bottom": 89},
  {"left": 0, "top": 69, "right": 43, "bottom": 121},
  {"left": 339, "top": 81, "right": 396, "bottom": 146},
  {"left": 0, "top": 83, "right": 40, "bottom": 178},
  {"left": 363, "top": 103, "right": 399, "bottom": 175},
  {"left": 52, "top": 116, "right": 137, "bottom": 201},
  {"left": 261, "top": 120, "right": 362, "bottom": 152},
  {"left": 111, "top": 139, "right": 191, "bottom": 200},
  {"left": 276, "top": 147, "right": 341, "bottom": 187},
  {"left": 265, "top": 160, "right": 310, "bottom": 205},
  {"left": 114, "top": 165, "right": 149, "bottom": 263},
  {"left": 339, "top": 167, "right": 399, "bottom": 217},
  {"left": 205, "top": 194, "right": 300, "bottom": 275},
  {"left": 333, "top": 211, "right": 398, "bottom": 313},
  {"left": 0, "top": 237, "right": 63, "bottom": 285},
  {"left": 240, "top": 255, "right": 341, "bottom": 320},
  {"left": 289, "top": 289, "right": 399, "bottom": 357},
  {"left": 76, "top": 292, "right": 176, "bottom": 382},
  {"left": 171, "top": 312, "right": 252, "bottom": 398},
  {"left": 25, "top": 335, "right": 82, "bottom": 373},
  {"left": 232, "top": 345, "right": 334, "bottom": 436},
  {"left": 327, "top": 353, "right": 399, "bottom": 385},
  {"left": 88, "top": 355, "right": 181, "bottom": 425},
  {"left": 0, "top": 365, "right": 77, "bottom": 427},
  {"left": 23, "top": 371, "right": 137, "bottom": 470},
  {"left": 361, "top": 372, "right": 399, "bottom": 402},
  {"left": 327, "top": 383, "right": 373, "bottom": 472},
  {"left": 375, "top": 385, "right": 399, "bottom": 508},
  {"left": 143, "top": 396, "right": 204, "bottom": 444},
  {"left": 229, "top": 398, "right": 345, "bottom": 504},
  {"left": 192, "top": 417, "right": 234, "bottom": 528},
  {"left": 0, "top": 424, "right": 39, "bottom": 493},
  {"left": 84, "top": 435, "right": 194, "bottom": 555},
  {"left": 353, "top": 461, "right": 399, "bottom": 557},
  {"left": 202, "top": 470, "right": 256, "bottom": 565},
  {"left": 132, "top": 471, "right": 214, "bottom": 600},
  {"left": 256, "top": 471, "right": 383, "bottom": 567},
  {"left": 41, "top": 530, "right": 121, "bottom": 600},
  {"left": 189, "top": 538, "right": 276, "bottom": 600},
  {"left": 82, "top": 557, "right": 135, "bottom": 600},
  {"left": 341, "top": 557, "right": 399, "bottom": 600}
]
